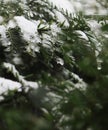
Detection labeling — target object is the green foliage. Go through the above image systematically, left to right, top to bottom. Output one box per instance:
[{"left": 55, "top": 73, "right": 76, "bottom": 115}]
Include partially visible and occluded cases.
[{"left": 0, "top": 0, "right": 108, "bottom": 130}]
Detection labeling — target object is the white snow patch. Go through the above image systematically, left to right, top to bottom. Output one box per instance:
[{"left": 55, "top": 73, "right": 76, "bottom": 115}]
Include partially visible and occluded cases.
[
  {"left": 3, "top": 0, "right": 16, "bottom": 3},
  {"left": 4, "top": 0, "right": 27, "bottom": 3},
  {"left": 48, "top": 0, "right": 75, "bottom": 14},
  {"left": 80, "top": 0, "right": 107, "bottom": 15},
  {"left": 73, "top": 1, "right": 83, "bottom": 12},
  {"left": 54, "top": 10, "right": 69, "bottom": 26},
  {"left": 7, "top": 16, "right": 41, "bottom": 43},
  {"left": 14, "top": 16, "right": 38, "bottom": 34},
  {"left": 14, "top": 16, "right": 40, "bottom": 42},
  {"left": 7, "top": 19, "right": 16, "bottom": 28},
  {"left": 87, "top": 20, "right": 101, "bottom": 31},
  {"left": 50, "top": 23, "right": 61, "bottom": 37},
  {"left": 0, "top": 25, "right": 9, "bottom": 46},
  {"left": 0, "top": 25, "right": 6, "bottom": 38},
  {"left": 75, "top": 30, "right": 89, "bottom": 41},
  {"left": 41, "top": 32, "right": 53, "bottom": 48},
  {"left": 104, "top": 34, "right": 108, "bottom": 38},
  {"left": 12, "top": 57, "right": 23, "bottom": 65},
  {"left": 56, "top": 57, "right": 64, "bottom": 66},
  {"left": 3, "top": 62, "right": 39, "bottom": 92},
  {"left": 3, "top": 62, "right": 25, "bottom": 84},
  {"left": 71, "top": 72, "right": 87, "bottom": 91},
  {"left": 0, "top": 77, "right": 21, "bottom": 95},
  {"left": 24, "top": 81, "right": 39, "bottom": 92},
  {"left": 26, "top": 81, "right": 38, "bottom": 89},
  {"left": 0, "top": 96, "right": 4, "bottom": 101}
]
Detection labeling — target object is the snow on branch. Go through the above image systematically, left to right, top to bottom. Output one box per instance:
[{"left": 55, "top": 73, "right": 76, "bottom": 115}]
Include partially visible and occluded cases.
[
  {"left": 0, "top": 62, "right": 39, "bottom": 100},
  {"left": 3, "top": 62, "right": 39, "bottom": 92},
  {"left": 0, "top": 77, "right": 22, "bottom": 94},
  {"left": 0, "top": 77, "right": 22, "bottom": 101}
]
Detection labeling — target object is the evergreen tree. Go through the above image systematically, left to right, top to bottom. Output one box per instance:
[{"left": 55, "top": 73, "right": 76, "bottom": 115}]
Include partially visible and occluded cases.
[{"left": 0, "top": 0, "right": 108, "bottom": 130}]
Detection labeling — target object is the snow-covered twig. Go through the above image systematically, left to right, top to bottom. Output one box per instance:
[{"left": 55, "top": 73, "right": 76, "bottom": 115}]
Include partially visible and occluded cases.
[{"left": 3, "top": 62, "right": 39, "bottom": 91}]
